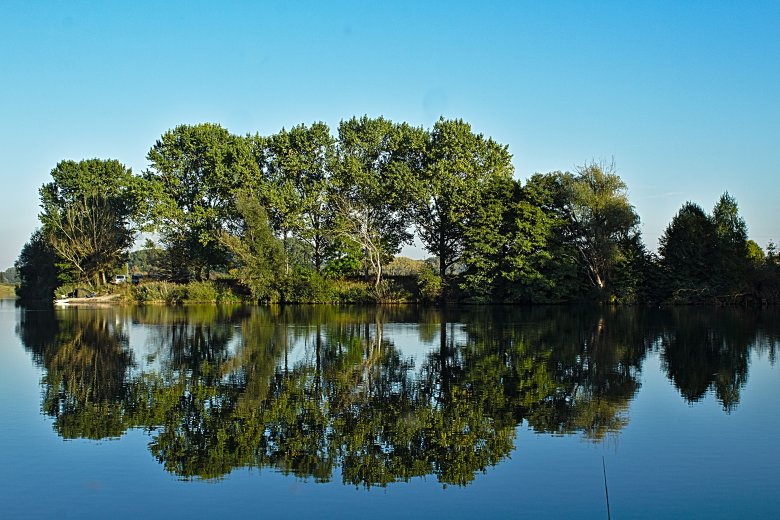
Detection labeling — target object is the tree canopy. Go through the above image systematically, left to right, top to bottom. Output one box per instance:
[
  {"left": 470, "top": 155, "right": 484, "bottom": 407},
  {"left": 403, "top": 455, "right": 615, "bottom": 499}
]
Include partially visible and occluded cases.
[{"left": 16, "top": 116, "right": 777, "bottom": 305}]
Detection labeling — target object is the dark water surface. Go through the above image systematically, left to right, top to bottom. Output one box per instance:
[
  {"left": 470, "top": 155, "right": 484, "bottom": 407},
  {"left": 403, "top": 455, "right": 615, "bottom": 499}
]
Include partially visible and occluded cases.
[{"left": 1, "top": 299, "right": 778, "bottom": 519}]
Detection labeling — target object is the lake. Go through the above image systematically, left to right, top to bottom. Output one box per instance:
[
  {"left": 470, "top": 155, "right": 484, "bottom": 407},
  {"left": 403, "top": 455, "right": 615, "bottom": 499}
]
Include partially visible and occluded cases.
[{"left": 1, "top": 299, "right": 778, "bottom": 519}]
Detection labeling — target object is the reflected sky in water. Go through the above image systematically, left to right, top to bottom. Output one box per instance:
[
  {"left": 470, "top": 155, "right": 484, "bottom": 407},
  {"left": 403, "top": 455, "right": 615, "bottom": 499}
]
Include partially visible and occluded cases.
[{"left": 1, "top": 300, "right": 779, "bottom": 519}]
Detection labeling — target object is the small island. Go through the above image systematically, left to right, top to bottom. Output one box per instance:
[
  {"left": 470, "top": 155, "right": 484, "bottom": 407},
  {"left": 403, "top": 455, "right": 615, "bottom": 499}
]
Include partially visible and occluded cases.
[{"left": 12, "top": 118, "right": 780, "bottom": 306}]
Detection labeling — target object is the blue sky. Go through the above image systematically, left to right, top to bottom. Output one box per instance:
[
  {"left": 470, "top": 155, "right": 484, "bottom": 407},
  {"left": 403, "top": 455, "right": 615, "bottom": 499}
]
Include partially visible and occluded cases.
[{"left": 1, "top": 0, "right": 778, "bottom": 268}]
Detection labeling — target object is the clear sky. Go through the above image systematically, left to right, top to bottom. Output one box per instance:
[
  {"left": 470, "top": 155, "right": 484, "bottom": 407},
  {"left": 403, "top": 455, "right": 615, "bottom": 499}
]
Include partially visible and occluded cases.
[{"left": 1, "top": 0, "right": 778, "bottom": 268}]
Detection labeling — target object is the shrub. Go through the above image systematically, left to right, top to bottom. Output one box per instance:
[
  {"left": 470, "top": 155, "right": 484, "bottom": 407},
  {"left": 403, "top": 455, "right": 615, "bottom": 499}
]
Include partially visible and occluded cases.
[
  {"left": 417, "top": 264, "right": 442, "bottom": 303},
  {"left": 279, "top": 268, "right": 333, "bottom": 303},
  {"left": 330, "top": 279, "right": 373, "bottom": 303},
  {"left": 131, "top": 281, "right": 186, "bottom": 304},
  {"left": 184, "top": 281, "right": 219, "bottom": 303}
]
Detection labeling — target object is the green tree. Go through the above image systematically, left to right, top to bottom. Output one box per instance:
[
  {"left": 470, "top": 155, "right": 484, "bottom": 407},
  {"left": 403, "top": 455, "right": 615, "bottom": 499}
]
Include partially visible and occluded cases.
[
  {"left": 331, "top": 116, "right": 418, "bottom": 288},
  {"left": 408, "top": 118, "right": 513, "bottom": 292},
  {"left": 259, "top": 122, "right": 337, "bottom": 273},
  {"left": 145, "top": 123, "right": 258, "bottom": 280},
  {"left": 39, "top": 159, "right": 138, "bottom": 287},
  {"left": 566, "top": 162, "right": 641, "bottom": 297},
  {"left": 459, "top": 172, "right": 583, "bottom": 303},
  {"left": 508, "top": 172, "right": 581, "bottom": 302},
  {"left": 458, "top": 175, "right": 517, "bottom": 301},
  {"left": 220, "top": 192, "right": 285, "bottom": 301},
  {"left": 711, "top": 192, "right": 749, "bottom": 294},
  {"left": 659, "top": 194, "right": 752, "bottom": 302},
  {"left": 658, "top": 202, "right": 716, "bottom": 301},
  {"left": 15, "top": 229, "right": 60, "bottom": 300},
  {"left": 746, "top": 240, "right": 764, "bottom": 264}
]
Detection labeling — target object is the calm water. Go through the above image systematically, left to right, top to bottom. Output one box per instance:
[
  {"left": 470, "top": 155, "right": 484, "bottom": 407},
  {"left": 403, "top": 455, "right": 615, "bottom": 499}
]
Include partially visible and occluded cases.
[{"left": 1, "top": 300, "right": 778, "bottom": 519}]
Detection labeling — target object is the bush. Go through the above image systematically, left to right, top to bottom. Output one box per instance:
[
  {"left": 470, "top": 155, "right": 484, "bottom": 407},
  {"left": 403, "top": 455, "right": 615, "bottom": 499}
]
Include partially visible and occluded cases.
[
  {"left": 417, "top": 265, "right": 442, "bottom": 303},
  {"left": 279, "top": 268, "right": 333, "bottom": 303},
  {"left": 330, "top": 279, "right": 373, "bottom": 303},
  {"left": 371, "top": 280, "right": 412, "bottom": 303},
  {"left": 131, "top": 281, "right": 186, "bottom": 304},
  {"left": 184, "top": 281, "right": 219, "bottom": 303}
]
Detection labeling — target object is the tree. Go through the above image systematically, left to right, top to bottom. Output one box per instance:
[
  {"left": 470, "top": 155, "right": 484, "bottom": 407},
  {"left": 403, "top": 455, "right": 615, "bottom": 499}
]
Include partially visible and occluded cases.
[
  {"left": 331, "top": 116, "right": 418, "bottom": 288},
  {"left": 407, "top": 119, "right": 513, "bottom": 295},
  {"left": 145, "top": 123, "right": 258, "bottom": 280},
  {"left": 259, "top": 123, "right": 337, "bottom": 273},
  {"left": 39, "top": 159, "right": 138, "bottom": 287},
  {"left": 566, "top": 161, "right": 641, "bottom": 296},
  {"left": 507, "top": 172, "right": 580, "bottom": 302},
  {"left": 458, "top": 175, "right": 517, "bottom": 301},
  {"left": 220, "top": 192, "right": 285, "bottom": 301},
  {"left": 710, "top": 192, "right": 749, "bottom": 293},
  {"left": 659, "top": 194, "right": 752, "bottom": 302},
  {"left": 658, "top": 202, "right": 716, "bottom": 300},
  {"left": 15, "top": 229, "right": 60, "bottom": 300},
  {"left": 746, "top": 240, "right": 764, "bottom": 264},
  {"left": 0, "top": 267, "right": 18, "bottom": 284}
]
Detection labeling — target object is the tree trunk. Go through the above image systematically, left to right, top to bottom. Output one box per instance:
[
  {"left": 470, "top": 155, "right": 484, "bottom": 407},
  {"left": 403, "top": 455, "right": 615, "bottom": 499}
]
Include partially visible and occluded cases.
[
  {"left": 283, "top": 230, "right": 290, "bottom": 275},
  {"left": 374, "top": 255, "right": 382, "bottom": 290}
]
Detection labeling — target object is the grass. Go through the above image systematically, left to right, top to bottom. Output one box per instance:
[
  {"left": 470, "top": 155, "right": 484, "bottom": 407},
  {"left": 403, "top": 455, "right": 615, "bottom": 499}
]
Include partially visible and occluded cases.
[{"left": 0, "top": 284, "right": 17, "bottom": 299}]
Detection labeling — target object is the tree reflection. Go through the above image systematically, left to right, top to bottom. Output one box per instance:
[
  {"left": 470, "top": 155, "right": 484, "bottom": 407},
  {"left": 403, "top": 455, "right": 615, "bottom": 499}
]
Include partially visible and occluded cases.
[
  {"left": 16, "top": 304, "right": 780, "bottom": 484},
  {"left": 18, "top": 307, "right": 134, "bottom": 438},
  {"left": 657, "top": 308, "right": 766, "bottom": 412}
]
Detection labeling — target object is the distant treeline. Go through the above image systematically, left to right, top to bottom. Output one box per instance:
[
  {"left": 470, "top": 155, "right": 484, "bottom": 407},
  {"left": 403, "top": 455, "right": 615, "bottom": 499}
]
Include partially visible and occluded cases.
[{"left": 14, "top": 117, "right": 780, "bottom": 304}]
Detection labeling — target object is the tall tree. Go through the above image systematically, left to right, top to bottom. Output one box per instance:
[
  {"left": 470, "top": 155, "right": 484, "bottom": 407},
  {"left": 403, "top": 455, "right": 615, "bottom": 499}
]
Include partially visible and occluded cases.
[
  {"left": 331, "top": 116, "right": 419, "bottom": 288},
  {"left": 408, "top": 118, "right": 513, "bottom": 290},
  {"left": 260, "top": 122, "right": 336, "bottom": 273},
  {"left": 145, "top": 123, "right": 258, "bottom": 280},
  {"left": 39, "top": 159, "right": 138, "bottom": 287},
  {"left": 566, "top": 162, "right": 640, "bottom": 296},
  {"left": 220, "top": 192, "right": 285, "bottom": 301},
  {"left": 711, "top": 192, "right": 749, "bottom": 293},
  {"left": 658, "top": 202, "right": 717, "bottom": 300},
  {"left": 15, "top": 229, "right": 60, "bottom": 300}
]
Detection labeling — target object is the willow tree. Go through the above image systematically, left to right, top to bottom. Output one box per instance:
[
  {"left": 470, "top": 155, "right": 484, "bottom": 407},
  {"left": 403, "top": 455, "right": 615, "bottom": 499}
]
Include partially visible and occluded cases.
[{"left": 566, "top": 162, "right": 640, "bottom": 296}]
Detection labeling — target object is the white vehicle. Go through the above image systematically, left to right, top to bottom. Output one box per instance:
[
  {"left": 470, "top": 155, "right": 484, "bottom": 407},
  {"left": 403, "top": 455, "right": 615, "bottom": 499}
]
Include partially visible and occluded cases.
[{"left": 113, "top": 275, "right": 127, "bottom": 284}]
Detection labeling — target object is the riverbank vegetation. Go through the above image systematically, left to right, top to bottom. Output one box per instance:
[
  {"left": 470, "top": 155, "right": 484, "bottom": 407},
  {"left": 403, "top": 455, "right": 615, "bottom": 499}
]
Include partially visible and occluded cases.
[
  {"left": 13, "top": 117, "right": 780, "bottom": 305},
  {"left": 0, "top": 284, "right": 15, "bottom": 299}
]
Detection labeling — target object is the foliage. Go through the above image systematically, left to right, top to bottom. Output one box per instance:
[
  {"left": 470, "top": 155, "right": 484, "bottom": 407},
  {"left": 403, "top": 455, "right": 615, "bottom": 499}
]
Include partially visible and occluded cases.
[
  {"left": 18, "top": 116, "right": 780, "bottom": 305},
  {"left": 331, "top": 117, "right": 419, "bottom": 288},
  {"left": 408, "top": 118, "right": 514, "bottom": 291},
  {"left": 257, "top": 122, "right": 337, "bottom": 272},
  {"left": 144, "top": 123, "right": 258, "bottom": 280},
  {"left": 39, "top": 159, "right": 138, "bottom": 287},
  {"left": 566, "top": 161, "right": 641, "bottom": 298},
  {"left": 508, "top": 172, "right": 581, "bottom": 303},
  {"left": 220, "top": 192, "right": 285, "bottom": 301},
  {"left": 658, "top": 194, "right": 755, "bottom": 303},
  {"left": 658, "top": 202, "right": 715, "bottom": 301},
  {"left": 15, "top": 229, "right": 60, "bottom": 301},
  {"left": 384, "top": 256, "right": 426, "bottom": 276},
  {"left": 417, "top": 263, "right": 443, "bottom": 303},
  {"left": 0, "top": 267, "right": 18, "bottom": 284},
  {"left": 278, "top": 267, "right": 334, "bottom": 303},
  {"left": 129, "top": 280, "right": 242, "bottom": 304},
  {"left": 131, "top": 281, "right": 188, "bottom": 304},
  {"left": 183, "top": 281, "right": 220, "bottom": 303}
]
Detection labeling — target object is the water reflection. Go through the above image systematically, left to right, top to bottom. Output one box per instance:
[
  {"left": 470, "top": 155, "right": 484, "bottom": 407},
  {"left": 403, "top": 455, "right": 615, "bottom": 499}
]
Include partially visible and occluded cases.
[{"left": 16, "top": 305, "right": 780, "bottom": 485}]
